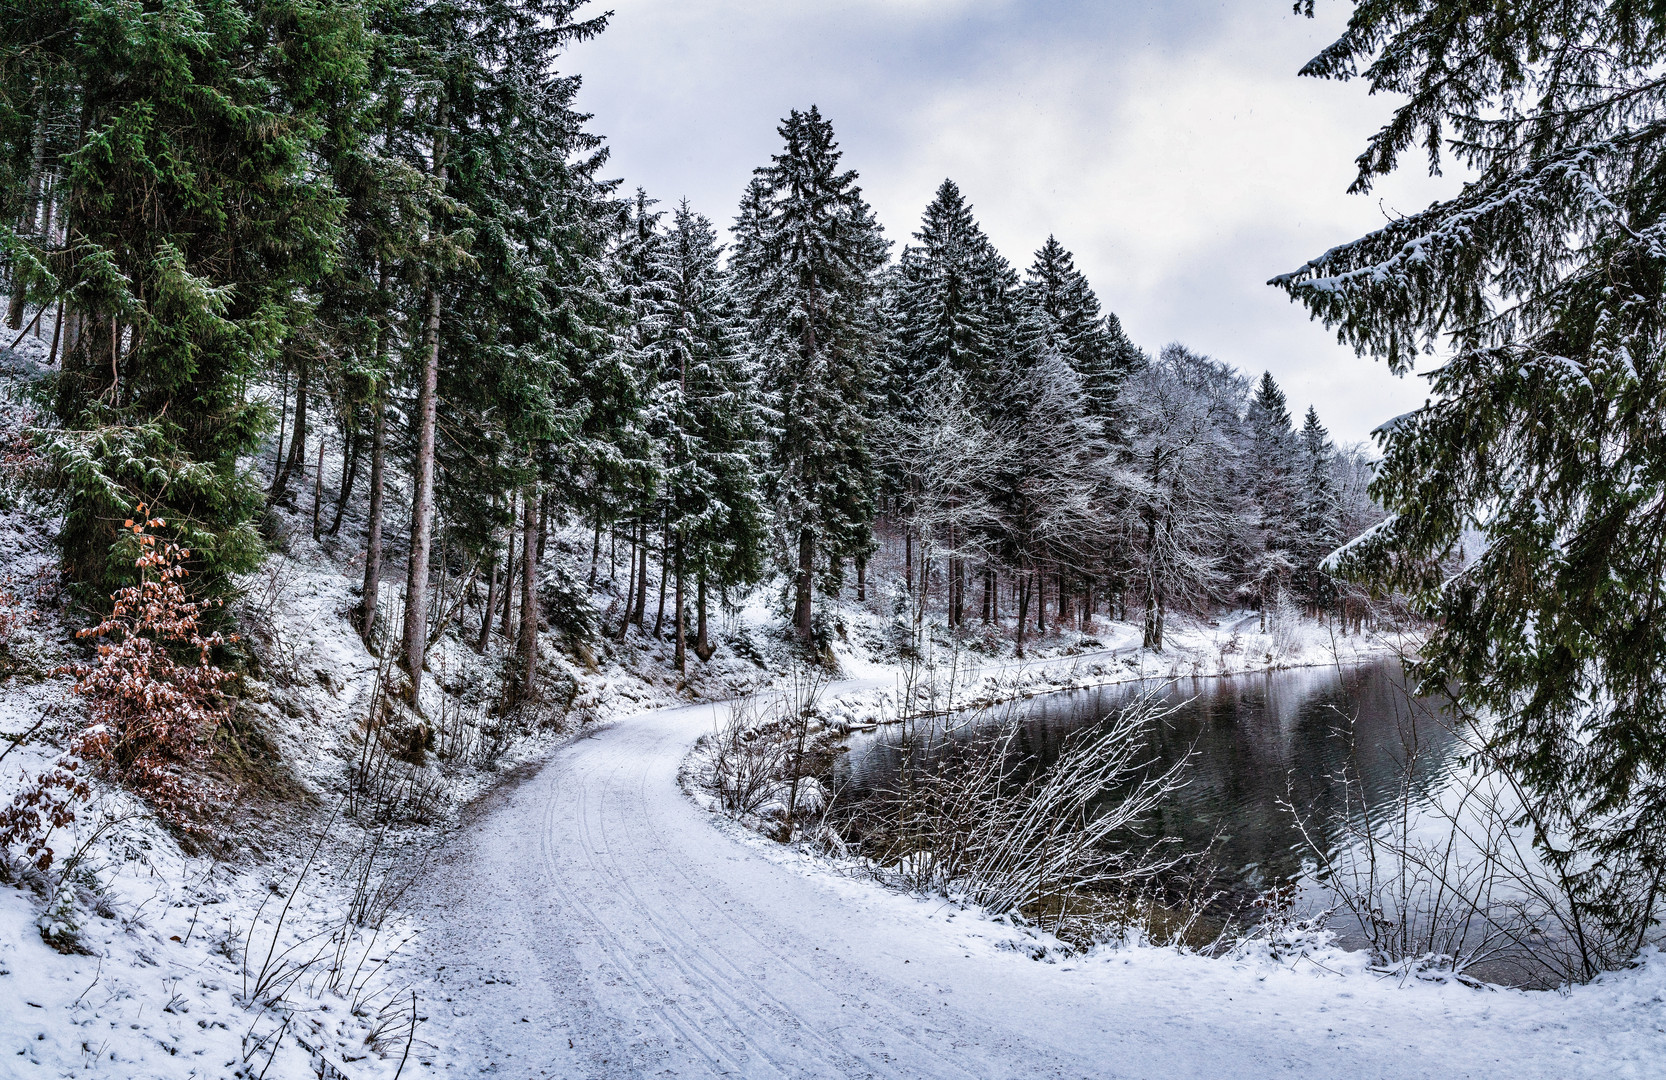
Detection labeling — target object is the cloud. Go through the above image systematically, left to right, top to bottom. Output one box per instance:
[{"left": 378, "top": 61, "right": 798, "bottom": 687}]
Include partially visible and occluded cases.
[{"left": 569, "top": 0, "right": 1466, "bottom": 442}]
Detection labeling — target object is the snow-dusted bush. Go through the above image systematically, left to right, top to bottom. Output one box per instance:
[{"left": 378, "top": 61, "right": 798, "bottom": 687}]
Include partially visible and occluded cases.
[
  {"left": 3, "top": 510, "right": 233, "bottom": 872},
  {"left": 63, "top": 510, "right": 233, "bottom": 827},
  {"left": 695, "top": 667, "right": 842, "bottom": 837},
  {"left": 832, "top": 694, "right": 1190, "bottom": 944}
]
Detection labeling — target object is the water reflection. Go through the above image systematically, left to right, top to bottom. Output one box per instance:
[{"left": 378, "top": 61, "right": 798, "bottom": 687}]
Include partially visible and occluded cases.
[{"left": 837, "top": 658, "right": 1461, "bottom": 899}]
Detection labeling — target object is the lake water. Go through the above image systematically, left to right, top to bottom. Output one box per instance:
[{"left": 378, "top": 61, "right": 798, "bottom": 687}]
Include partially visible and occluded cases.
[{"left": 836, "top": 657, "right": 1463, "bottom": 920}]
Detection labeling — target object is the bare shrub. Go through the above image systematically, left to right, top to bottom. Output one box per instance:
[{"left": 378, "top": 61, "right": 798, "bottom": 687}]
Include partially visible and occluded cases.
[
  {"left": 234, "top": 556, "right": 313, "bottom": 686},
  {"left": 696, "top": 665, "right": 840, "bottom": 836},
  {"left": 1291, "top": 677, "right": 1642, "bottom": 987},
  {"left": 837, "top": 693, "right": 1189, "bottom": 943}
]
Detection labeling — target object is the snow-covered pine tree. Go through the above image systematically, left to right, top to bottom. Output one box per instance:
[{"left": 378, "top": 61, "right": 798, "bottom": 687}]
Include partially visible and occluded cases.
[
  {"left": 309, "top": 0, "right": 458, "bottom": 641},
  {"left": 400, "top": 0, "right": 615, "bottom": 695},
  {"left": 1277, "top": 0, "right": 1666, "bottom": 961},
  {"left": 731, "top": 107, "right": 889, "bottom": 639},
  {"left": 891, "top": 180, "right": 1012, "bottom": 402},
  {"left": 642, "top": 201, "right": 765, "bottom": 668},
  {"left": 1020, "top": 236, "right": 1138, "bottom": 430},
  {"left": 985, "top": 343, "right": 1107, "bottom": 654},
  {"left": 1244, "top": 371, "right": 1301, "bottom": 622},
  {"left": 1293, "top": 406, "right": 1342, "bottom": 611}
]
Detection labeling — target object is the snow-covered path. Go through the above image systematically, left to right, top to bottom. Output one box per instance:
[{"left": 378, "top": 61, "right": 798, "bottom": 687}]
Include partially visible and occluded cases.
[{"left": 411, "top": 689, "right": 1664, "bottom": 1079}]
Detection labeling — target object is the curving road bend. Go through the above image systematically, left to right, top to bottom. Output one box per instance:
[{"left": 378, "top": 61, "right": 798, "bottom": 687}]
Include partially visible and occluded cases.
[{"left": 411, "top": 689, "right": 1649, "bottom": 1080}]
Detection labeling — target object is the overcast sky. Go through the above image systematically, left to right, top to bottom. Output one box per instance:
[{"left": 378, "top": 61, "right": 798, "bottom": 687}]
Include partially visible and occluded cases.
[{"left": 567, "top": 0, "right": 1463, "bottom": 444}]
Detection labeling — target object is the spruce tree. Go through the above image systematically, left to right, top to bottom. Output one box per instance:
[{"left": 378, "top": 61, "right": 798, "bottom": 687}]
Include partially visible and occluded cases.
[
  {"left": 12, "top": 0, "right": 366, "bottom": 603},
  {"left": 396, "top": 0, "right": 613, "bottom": 695},
  {"left": 1277, "top": 0, "right": 1666, "bottom": 961},
  {"left": 731, "top": 107, "right": 888, "bottom": 639},
  {"left": 891, "top": 180, "right": 1009, "bottom": 402},
  {"left": 643, "top": 201, "right": 765, "bottom": 666},
  {"left": 1020, "top": 236, "right": 1138, "bottom": 428},
  {"left": 1244, "top": 372, "right": 1300, "bottom": 617},
  {"left": 1294, "top": 406, "right": 1342, "bottom": 610}
]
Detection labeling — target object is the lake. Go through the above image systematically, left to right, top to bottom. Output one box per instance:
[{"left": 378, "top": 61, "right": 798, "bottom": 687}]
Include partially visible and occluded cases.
[{"left": 835, "top": 657, "right": 1467, "bottom": 933}]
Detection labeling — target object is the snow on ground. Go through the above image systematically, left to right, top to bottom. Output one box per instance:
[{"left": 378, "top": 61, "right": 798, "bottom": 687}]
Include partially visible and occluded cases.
[
  {"left": 814, "top": 605, "right": 1403, "bottom": 731},
  {"left": 407, "top": 687, "right": 1666, "bottom": 1079}
]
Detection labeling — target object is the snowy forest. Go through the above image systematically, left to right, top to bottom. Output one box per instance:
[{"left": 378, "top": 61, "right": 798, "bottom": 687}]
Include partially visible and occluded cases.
[{"left": 1, "top": 1, "right": 1664, "bottom": 1077}]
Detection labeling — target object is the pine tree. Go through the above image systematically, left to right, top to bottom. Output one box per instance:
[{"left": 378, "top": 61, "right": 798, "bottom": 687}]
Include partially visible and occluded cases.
[
  {"left": 13, "top": 0, "right": 367, "bottom": 604},
  {"left": 397, "top": 0, "right": 613, "bottom": 695},
  {"left": 1278, "top": 0, "right": 1666, "bottom": 962},
  {"left": 731, "top": 106, "right": 888, "bottom": 639},
  {"left": 890, "top": 180, "right": 1010, "bottom": 404},
  {"left": 643, "top": 201, "right": 765, "bottom": 666},
  {"left": 1020, "top": 236, "right": 1138, "bottom": 428},
  {"left": 986, "top": 348, "right": 1105, "bottom": 654},
  {"left": 1244, "top": 371, "right": 1300, "bottom": 618},
  {"left": 1294, "top": 406, "right": 1342, "bottom": 609}
]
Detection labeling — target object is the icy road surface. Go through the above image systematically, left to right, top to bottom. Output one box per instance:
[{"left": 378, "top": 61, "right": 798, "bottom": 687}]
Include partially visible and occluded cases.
[{"left": 412, "top": 692, "right": 1664, "bottom": 1079}]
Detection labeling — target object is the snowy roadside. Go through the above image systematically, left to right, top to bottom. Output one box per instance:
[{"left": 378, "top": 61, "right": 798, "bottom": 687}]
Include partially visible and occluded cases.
[{"left": 679, "top": 706, "right": 1666, "bottom": 1079}]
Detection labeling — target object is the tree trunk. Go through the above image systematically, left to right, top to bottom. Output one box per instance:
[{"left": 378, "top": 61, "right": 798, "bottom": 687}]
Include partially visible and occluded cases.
[
  {"left": 398, "top": 101, "right": 448, "bottom": 700},
  {"left": 7, "top": 104, "right": 47, "bottom": 330},
  {"left": 400, "top": 281, "right": 442, "bottom": 697},
  {"left": 46, "top": 297, "right": 63, "bottom": 365},
  {"left": 273, "top": 360, "right": 308, "bottom": 503},
  {"left": 269, "top": 364, "right": 290, "bottom": 495},
  {"left": 361, "top": 386, "right": 387, "bottom": 643},
  {"left": 328, "top": 423, "right": 362, "bottom": 536},
  {"left": 311, "top": 432, "right": 325, "bottom": 539},
  {"left": 519, "top": 483, "right": 538, "bottom": 699},
  {"left": 501, "top": 488, "right": 517, "bottom": 646},
  {"left": 588, "top": 515, "right": 601, "bottom": 588},
  {"left": 1143, "top": 517, "right": 1164, "bottom": 650},
  {"left": 633, "top": 521, "right": 649, "bottom": 627},
  {"left": 617, "top": 522, "right": 638, "bottom": 642},
  {"left": 653, "top": 523, "right": 669, "bottom": 637},
  {"left": 794, "top": 527, "right": 814, "bottom": 640},
  {"left": 904, "top": 530, "right": 913, "bottom": 595},
  {"left": 674, "top": 541, "right": 686, "bottom": 674},
  {"left": 477, "top": 543, "right": 497, "bottom": 653},
  {"left": 856, "top": 554, "right": 866, "bottom": 603},
  {"left": 952, "top": 557, "right": 965, "bottom": 627},
  {"left": 982, "top": 569, "right": 992, "bottom": 624},
  {"left": 1035, "top": 570, "right": 1046, "bottom": 634},
  {"left": 695, "top": 572, "right": 713, "bottom": 662},
  {"left": 1016, "top": 573, "right": 1030, "bottom": 658}
]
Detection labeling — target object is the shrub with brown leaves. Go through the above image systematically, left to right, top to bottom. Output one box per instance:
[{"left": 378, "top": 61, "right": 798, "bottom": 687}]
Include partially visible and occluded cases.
[
  {"left": 65, "top": 508, "right": 234, "bottom": 825},
  {"left": 2, "top": 509, "right": 235, "bottom": 870}
]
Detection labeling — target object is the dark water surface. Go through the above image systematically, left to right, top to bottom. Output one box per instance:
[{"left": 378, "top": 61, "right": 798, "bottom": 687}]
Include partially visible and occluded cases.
[{"left": 836, "top": 658, "right": 1460, "bottom": 904}]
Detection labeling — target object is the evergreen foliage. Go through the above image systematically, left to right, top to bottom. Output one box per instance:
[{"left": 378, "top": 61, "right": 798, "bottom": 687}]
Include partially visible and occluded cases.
[
  {"left": 11, "top": 0, "right": 367, "bottom": 602},
  {"left": 1278, "top": 0, "right": 1666, "bottom": 963},
  {"left": 730, "top": 107, "right": 888, "bottom": 638},
  {"left": 1021, "top": 236, "right": 1139, "bottom": 428}
]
